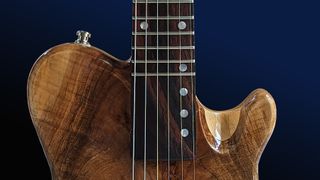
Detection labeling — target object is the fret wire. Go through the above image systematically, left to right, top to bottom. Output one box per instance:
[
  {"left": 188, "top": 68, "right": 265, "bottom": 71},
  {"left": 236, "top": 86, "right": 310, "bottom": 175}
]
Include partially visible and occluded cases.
[
  {"left": 133, "top": 0, "right": 193, "bottom": 3},
  {"left": 133, "top": 16, "right": 194, "bottom": 20},
  {"left": 133, "top": 32, "right": 194, "bottom": 35},
  {"left": 132, "top": 46, "right": 195, "bottom": 50},
  {"left": 132, "top": 60, "right": 195, "bottom": 63},
  {"left": 132, "top": 72, "right": 196, "bottom": 76}
]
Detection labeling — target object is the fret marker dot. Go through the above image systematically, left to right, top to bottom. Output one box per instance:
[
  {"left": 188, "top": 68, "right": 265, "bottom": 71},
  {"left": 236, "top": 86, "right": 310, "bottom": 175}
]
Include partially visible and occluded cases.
[
  {"left": 140, "top": 21, "right": 149, "bottom": 30},
  {"left": 178, "top": 21, "right": 187, "bottom": 30},
  {"left": 179, "top": 64, "right": 188, "bottom": 72},
  {"left": 180, "top": 88, "right": 188, "bottom": 96},
  {"left": 180, "top": 109, "right": 189, "bottom": 118},
  {"left": 181, "top": 129, "right": 189, "bottom": 138}
]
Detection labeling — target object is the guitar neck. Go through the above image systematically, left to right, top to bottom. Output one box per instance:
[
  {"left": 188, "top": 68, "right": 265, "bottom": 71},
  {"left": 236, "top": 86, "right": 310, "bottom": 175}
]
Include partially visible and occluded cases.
[
  {"left": 131, "top": 0, "right": 196, "bottom": 160},
  {"left": 132, "top": 0, "right": 195, "bottom": 68}
]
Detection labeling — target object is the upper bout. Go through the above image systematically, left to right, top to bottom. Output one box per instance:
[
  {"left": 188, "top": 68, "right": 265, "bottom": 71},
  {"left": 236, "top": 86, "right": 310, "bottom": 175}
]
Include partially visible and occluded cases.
[{"left": 27, "top": 43, "right": 132, "bottom": 179}]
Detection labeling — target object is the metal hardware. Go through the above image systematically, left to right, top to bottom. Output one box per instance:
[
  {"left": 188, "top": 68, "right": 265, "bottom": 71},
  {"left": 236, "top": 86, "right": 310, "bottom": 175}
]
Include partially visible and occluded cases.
[
  {"left": 134, "top": 0, "right": 194, "bottom": 3},
  {"left": 133, "top": 16, "right": 194, "bottom": 20},
  {"left": 140, "top": 21, "right": 149, "bottom": 30},
  {"left": 178, "top": 21, "right": 187, "bottom": 30},
  {"left": 75, "top": 30, "right": 91, "bottom": 46},
  {"left": 132, "top": 31, "right": 195, "bottom": 35},
  {"left": 132, "top": 46, "right": 195, "bottom": 50},
  {"left": 132, "top": 60, "right": 196, "bottom": 63},
  {"left": 179, "top": 64, "right": 188, "bottom": 72},
  {"left": 131, "top": 72, "right": 196, "bottom": 77},
  {"left": 180, "top": 88, "right": 188, "bottom": 96},
  {"left": 180, "top": 109, "right": 189, "bottom": 118},
  {"left": 181, "top": 129, "right": 189, "bottom": 137}
]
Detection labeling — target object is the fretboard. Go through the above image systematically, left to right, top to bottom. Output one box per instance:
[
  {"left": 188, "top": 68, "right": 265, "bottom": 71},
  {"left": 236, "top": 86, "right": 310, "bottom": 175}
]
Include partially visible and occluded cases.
[
  {"left": 131, "top": 0, "right": 196, "bottom": 161},
  {"left": 132, "top": 0, "right": 195, "bottom": 73}
]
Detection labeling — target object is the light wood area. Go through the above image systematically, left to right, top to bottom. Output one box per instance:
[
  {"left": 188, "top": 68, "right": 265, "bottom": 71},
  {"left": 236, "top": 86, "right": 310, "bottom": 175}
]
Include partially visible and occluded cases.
[{"left": 28, "top": 43, "right": 276, "bottom": 179}]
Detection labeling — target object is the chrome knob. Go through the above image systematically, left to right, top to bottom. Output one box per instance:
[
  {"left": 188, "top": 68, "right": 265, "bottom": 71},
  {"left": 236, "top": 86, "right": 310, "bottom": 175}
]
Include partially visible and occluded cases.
[{"left": 75, "top": 30, "right": 91, "bottom": 46}]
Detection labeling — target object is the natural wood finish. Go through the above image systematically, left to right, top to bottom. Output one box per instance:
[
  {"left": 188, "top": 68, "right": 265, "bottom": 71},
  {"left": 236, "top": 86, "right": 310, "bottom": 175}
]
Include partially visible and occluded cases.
[
  {"left": 132, "top": 2, "right": 196, "bottom": 161},
  {"left": 28, "top": 43, "right": 276, "bottom": 179}
]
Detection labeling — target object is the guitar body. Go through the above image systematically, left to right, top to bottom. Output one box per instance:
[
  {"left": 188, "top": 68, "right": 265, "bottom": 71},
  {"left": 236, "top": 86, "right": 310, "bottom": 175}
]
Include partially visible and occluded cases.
[{"left": 28, "top": 43, "right": 276, "bottom": 179}]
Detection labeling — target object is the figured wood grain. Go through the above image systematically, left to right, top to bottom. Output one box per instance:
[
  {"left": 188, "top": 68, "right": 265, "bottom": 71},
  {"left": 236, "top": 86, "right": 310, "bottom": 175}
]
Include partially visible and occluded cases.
[{"left": 28, "top": 43, "right": 276, "bottom": 179}]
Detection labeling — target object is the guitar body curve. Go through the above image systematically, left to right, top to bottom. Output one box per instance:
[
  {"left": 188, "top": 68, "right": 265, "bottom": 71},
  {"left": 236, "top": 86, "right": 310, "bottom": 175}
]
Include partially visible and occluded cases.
[{"left": 27, "top": 43, "right": 276, "bottom": 179}]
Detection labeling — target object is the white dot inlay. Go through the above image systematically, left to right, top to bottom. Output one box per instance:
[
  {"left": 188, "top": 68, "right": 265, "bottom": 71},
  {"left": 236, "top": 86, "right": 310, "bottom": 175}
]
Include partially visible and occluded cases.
[
  {"left": 140, "top": 21, "right": 149, "bottom": 30},
  {"left": 178, "top": 21, "right": 187, "bottom": 30},
  {"left": 179, "top": 64, "right": 188, "bottom": 72},
  {"left": 180, "top": 88, "right": 188, "bottom": 96},
  {"left": 180, "top": 109, "right": 189, "bottom": 118},
  {"left": 181, "top": 129, "right": 189, "bottom": 137}
]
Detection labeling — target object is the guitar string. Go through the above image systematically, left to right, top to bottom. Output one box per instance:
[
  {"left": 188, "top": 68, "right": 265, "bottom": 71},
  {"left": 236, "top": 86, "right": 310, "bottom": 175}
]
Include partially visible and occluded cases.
[
  {"left": 132, "top": 0, "right": 138, "bottom": 179},
  {"left": 144, "top": 0, "right": 148, "bottom": 179},
  {"left": 156, "top": 0, "right": 159, "bottom": 179},
  {"left": 167, "top": 0, "right": 171, "bottom": 179},
  {"left": 178, "top": 0, "right": 184, "bottom": 179},
  {"left": 189, "top": 1, "right": 196, "bottom": 179}
]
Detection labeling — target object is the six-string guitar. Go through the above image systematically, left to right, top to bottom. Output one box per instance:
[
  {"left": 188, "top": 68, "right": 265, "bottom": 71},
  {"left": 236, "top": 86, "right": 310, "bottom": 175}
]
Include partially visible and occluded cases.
[{"left": 27, "top": 0, "right": 277, "bottom": 179}]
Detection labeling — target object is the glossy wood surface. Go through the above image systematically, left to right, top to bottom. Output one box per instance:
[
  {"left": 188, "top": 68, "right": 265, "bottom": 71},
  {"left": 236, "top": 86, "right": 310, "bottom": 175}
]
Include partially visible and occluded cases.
[
  {"left": 132, "top": 2, "right": 196, "bottom": 160},
  {"left": 28, "top": 43, "right": 276, "bottom": 179}
]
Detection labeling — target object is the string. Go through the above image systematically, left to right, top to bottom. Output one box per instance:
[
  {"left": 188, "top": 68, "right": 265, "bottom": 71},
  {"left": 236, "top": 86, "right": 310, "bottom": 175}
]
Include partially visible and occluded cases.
[
  {"left": 132, "top": 0, "right": 138, "bottom": 179},
  {"left": 144, "top": 0, "right": 148, "bottom": 179},
  {"left": 156, "top": 0, "right": 159, "bottom": 179},
  {"left": 167, "top": 0, "right": 171, "bottom": 179},
  {"left": 178, "top": 0, "right": 184, "bottom": 179},
  {"left": 190, "top": 1, "right": 196, "bottom": 179}
]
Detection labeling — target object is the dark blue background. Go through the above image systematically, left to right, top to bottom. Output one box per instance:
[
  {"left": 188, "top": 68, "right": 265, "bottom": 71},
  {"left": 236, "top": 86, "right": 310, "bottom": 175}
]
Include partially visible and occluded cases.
[{"left": 1, "top": 0, "right": 319, "bottom": 179}]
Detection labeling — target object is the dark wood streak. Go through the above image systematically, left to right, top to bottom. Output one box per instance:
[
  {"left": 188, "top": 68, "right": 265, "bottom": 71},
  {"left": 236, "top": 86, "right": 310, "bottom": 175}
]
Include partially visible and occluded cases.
[
  {"left": 28, "top": 1, "right": 277, "bottom": 179},
  {"left": 132, "top": 1, "right": 196, "bottom": 160},
  {"left": 28, "top": 43, "right": 276, "bottom": 179}
]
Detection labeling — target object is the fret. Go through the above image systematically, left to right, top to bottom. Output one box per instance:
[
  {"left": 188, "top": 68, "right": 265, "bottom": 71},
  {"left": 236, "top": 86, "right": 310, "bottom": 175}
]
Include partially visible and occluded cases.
[
  {"left": 133, "top": 0, "right": 193, "bottom": 3},
  {"left": 133, "top": 16, "right": 194, "bottom": 20},
  {"left": 132, "top": 31, "right": 194, "bottom": 35},
  {"left": 133, "top": 46, "right": 195, "bottom": 50},
  {"left": 133, "top": 60, "right": 195, "bottom": 63},
  {"left": 132, "top": 72, "right": 196, "bottom": 77}
]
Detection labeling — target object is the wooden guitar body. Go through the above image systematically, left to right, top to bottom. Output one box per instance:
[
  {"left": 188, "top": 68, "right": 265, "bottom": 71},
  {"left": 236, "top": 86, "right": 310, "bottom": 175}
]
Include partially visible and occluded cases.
[{"left": 28, "top": 43, "right": 276, "bottom": 179}]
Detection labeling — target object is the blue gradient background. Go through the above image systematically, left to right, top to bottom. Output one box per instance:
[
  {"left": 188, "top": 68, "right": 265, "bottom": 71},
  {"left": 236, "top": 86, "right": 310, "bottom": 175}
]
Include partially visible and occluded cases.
[{"left": 1, "top": 0, "right": 320, "bottom": 179}]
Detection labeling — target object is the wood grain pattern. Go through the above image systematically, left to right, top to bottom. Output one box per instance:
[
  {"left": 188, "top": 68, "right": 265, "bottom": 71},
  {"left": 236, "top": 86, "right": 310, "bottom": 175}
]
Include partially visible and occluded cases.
[
  {"left": 132, "top": 2, "right": 196, "bottom": 160},
  {"left": 28, "top": 43, "right": 276, "bottom": 179},
  {"left": 133, "top": 75, "right": 196, "bottom": 160}
]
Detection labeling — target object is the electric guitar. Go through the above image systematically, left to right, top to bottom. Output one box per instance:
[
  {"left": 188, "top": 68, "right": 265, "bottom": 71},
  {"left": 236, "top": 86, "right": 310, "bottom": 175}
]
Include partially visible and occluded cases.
[{"left": 27, "top": 0, "right": 277, "bottom": 179}]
